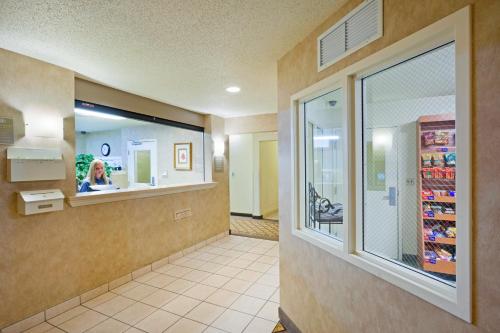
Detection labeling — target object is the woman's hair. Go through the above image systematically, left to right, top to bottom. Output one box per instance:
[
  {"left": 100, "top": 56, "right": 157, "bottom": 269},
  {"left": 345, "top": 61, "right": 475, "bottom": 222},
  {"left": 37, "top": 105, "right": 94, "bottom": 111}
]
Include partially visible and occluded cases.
[{"left": 86, "top": 159, "right": 109, "bottom": 185}]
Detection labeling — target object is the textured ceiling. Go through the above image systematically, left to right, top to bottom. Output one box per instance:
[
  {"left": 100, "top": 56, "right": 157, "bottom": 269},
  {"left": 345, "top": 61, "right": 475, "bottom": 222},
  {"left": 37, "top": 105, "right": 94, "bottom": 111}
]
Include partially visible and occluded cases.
[{"left": 0, "top": 0, "right": 347, "bottom": 118}]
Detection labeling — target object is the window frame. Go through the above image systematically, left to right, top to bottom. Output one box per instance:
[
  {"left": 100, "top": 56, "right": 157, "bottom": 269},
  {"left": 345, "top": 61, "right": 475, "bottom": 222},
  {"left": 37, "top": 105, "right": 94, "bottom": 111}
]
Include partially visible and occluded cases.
[{"left": 290, "top": 6, "right": 471, "bottom": 321}]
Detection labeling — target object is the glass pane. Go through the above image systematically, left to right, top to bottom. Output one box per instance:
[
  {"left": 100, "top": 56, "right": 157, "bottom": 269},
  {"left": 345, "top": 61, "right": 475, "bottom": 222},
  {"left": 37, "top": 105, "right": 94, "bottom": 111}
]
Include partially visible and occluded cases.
[
  {"left": 362, "top": 42, "right": 456, "bottom": 286},
  {"left": 304, "top": 88, "right": 344, "bottom": 241},
  {"left": 135, "top": 150, "right": 151, "bottom": 183}
]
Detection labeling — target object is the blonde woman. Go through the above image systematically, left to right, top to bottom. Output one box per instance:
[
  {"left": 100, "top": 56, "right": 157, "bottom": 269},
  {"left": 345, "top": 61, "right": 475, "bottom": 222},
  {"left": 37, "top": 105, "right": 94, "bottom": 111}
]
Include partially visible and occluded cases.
[{"left": 79, "top": 159, "right": 112, "bottom": 192}]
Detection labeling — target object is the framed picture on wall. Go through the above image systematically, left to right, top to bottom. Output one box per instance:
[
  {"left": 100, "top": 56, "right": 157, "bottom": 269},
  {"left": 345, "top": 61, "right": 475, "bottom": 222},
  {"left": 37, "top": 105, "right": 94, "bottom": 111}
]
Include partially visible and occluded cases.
[{"left": 174, "top": 142, "right": 192, "bottom": 170}]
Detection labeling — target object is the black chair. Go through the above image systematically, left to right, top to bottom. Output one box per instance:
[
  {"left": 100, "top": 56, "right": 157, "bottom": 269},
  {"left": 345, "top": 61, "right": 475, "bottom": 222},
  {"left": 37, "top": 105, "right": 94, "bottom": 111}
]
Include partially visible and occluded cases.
[{"left": 308, "top": 182, "right": 343, "bottom": 233}]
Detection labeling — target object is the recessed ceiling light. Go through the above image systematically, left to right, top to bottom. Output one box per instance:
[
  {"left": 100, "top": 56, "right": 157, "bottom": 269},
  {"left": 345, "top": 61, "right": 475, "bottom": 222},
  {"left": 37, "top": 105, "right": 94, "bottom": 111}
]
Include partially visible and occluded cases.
[{"left": 226, "top": 86, "right": 241, "bottom": 93}]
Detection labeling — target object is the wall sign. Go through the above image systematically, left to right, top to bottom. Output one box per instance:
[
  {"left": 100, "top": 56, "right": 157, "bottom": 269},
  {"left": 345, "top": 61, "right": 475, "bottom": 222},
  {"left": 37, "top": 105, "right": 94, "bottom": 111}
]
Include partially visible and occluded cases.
[{"left": 0, "top": 117, "right": 14, "bottom": 145}]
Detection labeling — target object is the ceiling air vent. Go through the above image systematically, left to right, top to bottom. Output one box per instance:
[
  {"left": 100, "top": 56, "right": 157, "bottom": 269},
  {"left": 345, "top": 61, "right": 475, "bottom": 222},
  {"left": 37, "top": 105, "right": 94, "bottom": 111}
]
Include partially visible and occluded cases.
[{"left": 318, "top": 0, "right": 383, "bottom": 71}]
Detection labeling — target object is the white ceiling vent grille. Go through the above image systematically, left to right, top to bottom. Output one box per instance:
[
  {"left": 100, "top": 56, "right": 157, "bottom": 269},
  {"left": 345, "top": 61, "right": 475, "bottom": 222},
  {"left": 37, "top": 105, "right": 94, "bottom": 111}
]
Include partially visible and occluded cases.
[{"left": 318, "top": 0, "right": 383, "bottom": 71}]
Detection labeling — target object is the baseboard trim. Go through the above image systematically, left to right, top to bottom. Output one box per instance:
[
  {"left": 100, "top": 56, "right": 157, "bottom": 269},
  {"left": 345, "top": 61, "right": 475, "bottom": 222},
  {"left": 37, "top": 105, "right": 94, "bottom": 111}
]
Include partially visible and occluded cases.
[
  {"left": 230, "top": 212, "right": 252, "bottom": 217},
  {"left": 230, "top": 212, "right": 264, "bottom": 220},
  {"left": 1, "top": 230, "right": 229, "bottom": 333},
  {"left": 279, "top": 307, "right": 302, "bottom": 333}
]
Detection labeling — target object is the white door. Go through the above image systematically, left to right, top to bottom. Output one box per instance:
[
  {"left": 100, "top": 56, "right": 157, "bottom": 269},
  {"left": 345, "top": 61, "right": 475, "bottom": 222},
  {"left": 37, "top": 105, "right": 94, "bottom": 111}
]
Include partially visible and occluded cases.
[
  {"left": 364, "top": 127, "right": 399, "bottom": 260},
  {"left": 127, "top": 139, "right": 158, "bottom": 188}
]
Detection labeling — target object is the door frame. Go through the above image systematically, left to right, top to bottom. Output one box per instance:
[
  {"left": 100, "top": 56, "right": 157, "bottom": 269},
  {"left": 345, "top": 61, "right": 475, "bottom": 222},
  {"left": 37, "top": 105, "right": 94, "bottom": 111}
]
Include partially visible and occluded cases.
[{"left": 127, "top": 139, "right": 158, "bottom": 187}]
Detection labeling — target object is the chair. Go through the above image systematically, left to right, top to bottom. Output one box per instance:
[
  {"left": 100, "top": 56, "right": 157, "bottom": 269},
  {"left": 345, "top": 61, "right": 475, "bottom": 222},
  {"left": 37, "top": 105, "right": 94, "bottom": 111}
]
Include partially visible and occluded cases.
[{"left": 308, "top": 182, "right": 343, "bottom": 233}]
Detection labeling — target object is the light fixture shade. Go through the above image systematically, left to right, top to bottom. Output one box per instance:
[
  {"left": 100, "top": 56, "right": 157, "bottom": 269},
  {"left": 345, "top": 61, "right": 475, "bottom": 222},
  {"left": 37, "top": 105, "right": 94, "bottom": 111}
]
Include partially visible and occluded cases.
[
  {"left": 225, "top": 86, "right": 241, "bottom": 93},
  {"left": 213, "top": 138, "right": 225, "bottom": 156}
]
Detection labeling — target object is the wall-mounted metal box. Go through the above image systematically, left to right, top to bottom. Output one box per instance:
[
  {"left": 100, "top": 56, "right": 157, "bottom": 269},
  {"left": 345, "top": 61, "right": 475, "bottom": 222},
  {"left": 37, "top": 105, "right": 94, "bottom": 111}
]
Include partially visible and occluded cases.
[
  {"left": 7, "top": 147, "right": 66, "bottom": 182},
  {"left": 17, "top": 189, "right": 65, "bottom": 215}
]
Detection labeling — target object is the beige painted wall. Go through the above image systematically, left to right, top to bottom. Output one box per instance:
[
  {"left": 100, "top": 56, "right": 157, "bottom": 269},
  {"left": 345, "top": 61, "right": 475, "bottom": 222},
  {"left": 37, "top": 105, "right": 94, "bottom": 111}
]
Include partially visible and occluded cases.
[
  {"left": 278, "top": 0, "right": 500, "bottom": 332},
  {"left": 0, "top": 48, "right": 229, "bottom": 328},
  {"left": 75, "top": 78, "right": 205, "bottom": 128},
  {"left": 224, "top": 113, "right": 277, "bottom": 135},
  {"left": 259, "top": 140, "right": 278, "bottom": 217}
]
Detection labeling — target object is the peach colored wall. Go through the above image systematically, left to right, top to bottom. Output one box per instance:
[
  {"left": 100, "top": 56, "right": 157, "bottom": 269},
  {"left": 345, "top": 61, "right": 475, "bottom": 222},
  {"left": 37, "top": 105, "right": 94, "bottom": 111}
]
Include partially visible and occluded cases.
[
  {"left": 278, "top": 0, "right": 500, "bottom": 332},
  {"left": 0, "top": 48, "right": 229, "bottom": 328},
  {"left": 224, "top": 113, "right": 277, "bottom": 135}
]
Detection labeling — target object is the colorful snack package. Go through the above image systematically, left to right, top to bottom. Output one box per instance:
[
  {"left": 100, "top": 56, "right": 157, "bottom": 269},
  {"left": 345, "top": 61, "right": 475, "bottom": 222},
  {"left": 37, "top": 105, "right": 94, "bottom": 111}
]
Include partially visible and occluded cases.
[
  {"left": 434, "top": 131, "right": 449, "bottom": 145},
  {"left": 423, "top": 132, "right": 435, "bottom": 146},
  {"left": 444, "top": 152, "right": 456, "bottom": 166},
  {"left": 422, "top": 153, "right": 432, "bottom": 167},
  {"left": 432, "top": 153, "right": 445, "bottom": 167}
]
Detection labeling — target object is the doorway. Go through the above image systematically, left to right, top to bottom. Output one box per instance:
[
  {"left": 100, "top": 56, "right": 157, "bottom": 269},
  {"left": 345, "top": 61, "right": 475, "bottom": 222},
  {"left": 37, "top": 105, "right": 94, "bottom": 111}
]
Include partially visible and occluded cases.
[
  {"left": 229, "top": 132, "right": 279, "bottom": 240},
  {"left": 127, "top": 139, "right": 158, "bottom": 188}
]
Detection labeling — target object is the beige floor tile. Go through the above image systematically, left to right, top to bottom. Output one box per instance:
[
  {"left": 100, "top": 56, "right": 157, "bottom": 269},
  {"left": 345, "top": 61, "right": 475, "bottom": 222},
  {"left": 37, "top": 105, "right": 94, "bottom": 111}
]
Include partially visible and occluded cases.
[
  {"left": 204, "top": 247, "right": 227, "bottom": 255},
  {"left": 247, "top": 247, "right": 268, "bottom": 255},
  {"left": 264, "top": 247, "right": 279, "bottom": 257},
  {"left": 194, "top": 252, "right": 217, "bottom": 261},
  {"left": 238, "top": 253, "right": 260, "bottom": 261},
  {"left": 209, "top": 255, "right": 234, "bottom": 265},
  {"left": 256, "top": 255, "right": 278, "bottom": 265},
  {"left": 169, "top": 256, "right": 191, "bottom": 266},
  {"left": 182, "top": 258, "right": 205, "bottom": 269},
  {"left": 227, "top": 258, "right": 253, "bottom": 269},
  {"left": 197, "top": 262, "right": 224, "bottom": 273},
  {"left": 246, "top": 262, "right": 272, "bottom": 273},
  {"left": 159, "top": 265, "right": 193, "bottom": 278},
  {"left": 266, "top": 265, "right": 279, "bottom": 276},
  {"left": 216, "top": 266, "right": 243, "bottom": 278},
  {"left": 182, "top": 269, "right": 212, "bottom": 283},
  {"left": 235, "top": 270, "right": 263, "bottom": 283},
  {"left": 134, "top": 271, "right": 160, "bottom": 283},
  {"left": 256, "top": 273, "right": 280, "bottom": 288},
  {"left": 143, "top": 274, "right": 177, "bottom": 288},
  {"left": 201, "top": 274, "right": 231, "bottom": 288},
  {"left": 163, "top": 278, "right": 196, "bottom": 293},
  {"left": 222, "top": 278, "right": 253, "bottom": 294},
  {"left": 112, "top": 281, "right": 142, "bottom": 294},
  {"left": 182, "top": 283, "right": 217, "bottom": 301},
  {"left": 244, "top": 283, "right": 276, "bottom": 300},
  {"left": 121, "top": 284, "right": 158, "bottom": 301},
  {"left": 269, "top": 288, "right": 280, "bottom": 303},
  {"left": 140, "top": 289, "right": 177, "bottom": 308},
  {"left": 205, "top": 289, "right": 240, "bottom": 307},
  {"left": 83, "top": 292, "right": 117, "bottom": 309},
  {"left": 93, "top": 295, "right": 136, "bottom": 316},
  {"left": 161, "top": 295, "right": 201, "bottom": 316},
  {"left": 229, "top": 295, "right": 266, "bottom": 315},
  {"left": 256, "top": 301, "right": 279, "bottom": 322},
  {"left": 113, "top": 302, "right": 156, "bottom": 325},
  {"left": 184, "top": 302, "right": 225, "bottom": 325},
  {"left": 47, "top": 306, "right": 88, "bottom": 326},
  {"left": 57, "top": 309, "right": 107, "bottom": 333},
  {"left": 134, "top": 309, "right": 180, "bottom": 333},
  {"left": 211, "top": 309, "right": 253, "bottom": 333},
  {"left": 243, "top": 317, "right": 277, "bottom": 333},
  {"left": 86, "top": 318, "right": 130, "bottom": 333},
  {"left": 163, "top": 318, "right": 206, "bottom": 333},
  {"left": 23, "top": 322, "right": 56, "bottom": 333},
  {"left": 204, "top": 327, "right": 226, "bottom": 333},
  {"left": 45, "top": 328, "right": 65, "bottom": 333},
  {"left": 124, "top": 328, "right": 144, "bottom": 333}
]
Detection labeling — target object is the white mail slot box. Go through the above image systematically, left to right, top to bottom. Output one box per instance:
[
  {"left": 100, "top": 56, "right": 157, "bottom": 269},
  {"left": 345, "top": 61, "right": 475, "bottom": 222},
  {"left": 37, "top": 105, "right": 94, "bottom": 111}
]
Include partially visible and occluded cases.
[
  {"left": 7, "top": 147, "right": 66, "bottom": 182},
  {"left": 17, "top": 189, "right": 65, "bottom": 215}
]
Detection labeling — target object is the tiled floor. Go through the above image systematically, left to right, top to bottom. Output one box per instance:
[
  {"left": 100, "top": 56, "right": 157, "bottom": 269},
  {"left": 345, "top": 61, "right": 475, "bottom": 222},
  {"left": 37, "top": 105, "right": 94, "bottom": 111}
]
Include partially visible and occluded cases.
[
  {"left": 230, "top": 217, "right": 279, "bottom": 241},
  {"left": 26, "top": 235, "right": 279, "bottom": 333}
]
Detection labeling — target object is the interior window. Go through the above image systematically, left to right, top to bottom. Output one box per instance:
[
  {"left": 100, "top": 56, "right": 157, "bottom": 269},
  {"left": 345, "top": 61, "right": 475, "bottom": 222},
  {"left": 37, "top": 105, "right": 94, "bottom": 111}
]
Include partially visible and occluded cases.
[
  {"left": 361, "top": 42, "right": 456, "bottom": 285},
  {"left": 304, "top": 88, "right": 344, "bottom": 240},
  {"left": 74, "top": 102, "right": 205, "bottom": 194}
]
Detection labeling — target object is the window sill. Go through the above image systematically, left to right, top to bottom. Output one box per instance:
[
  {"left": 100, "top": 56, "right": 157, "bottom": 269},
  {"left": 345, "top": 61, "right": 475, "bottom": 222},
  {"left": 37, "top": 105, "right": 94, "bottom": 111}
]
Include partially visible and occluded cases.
[{"left": 67, "top": 182, "right": 217, "bottom": 207}]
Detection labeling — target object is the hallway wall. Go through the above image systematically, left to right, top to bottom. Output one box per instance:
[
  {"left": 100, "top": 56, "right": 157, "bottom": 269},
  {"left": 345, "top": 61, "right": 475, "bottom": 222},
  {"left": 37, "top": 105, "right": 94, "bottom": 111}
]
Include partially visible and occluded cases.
[
  {"left": 278, "top": 0, "right": 500, "bottom": 332},
  {"left": 0, "top": 48, "right": 229, "bottom": 329},
  {"left": 259, "top": 140, "right": 279, "bottom": 217}
]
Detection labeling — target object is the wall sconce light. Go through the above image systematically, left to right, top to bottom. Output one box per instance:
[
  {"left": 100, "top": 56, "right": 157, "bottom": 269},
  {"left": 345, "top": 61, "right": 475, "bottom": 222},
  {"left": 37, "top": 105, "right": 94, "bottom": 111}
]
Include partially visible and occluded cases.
[
  {"left": 25, "top": 113, "right": 63, "bottom": 139},
  {"left": 213, "top": 138, "right": 225, "bottom": 157}
]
